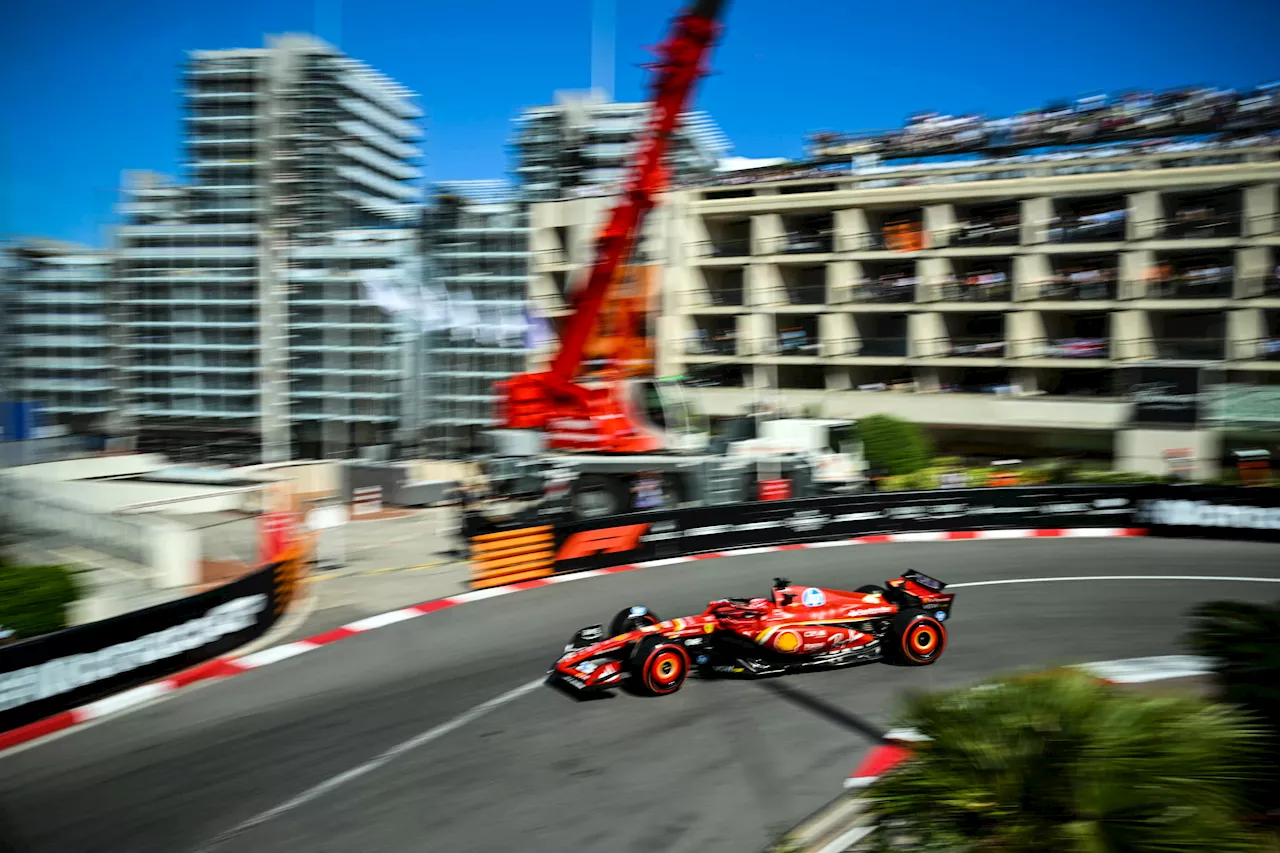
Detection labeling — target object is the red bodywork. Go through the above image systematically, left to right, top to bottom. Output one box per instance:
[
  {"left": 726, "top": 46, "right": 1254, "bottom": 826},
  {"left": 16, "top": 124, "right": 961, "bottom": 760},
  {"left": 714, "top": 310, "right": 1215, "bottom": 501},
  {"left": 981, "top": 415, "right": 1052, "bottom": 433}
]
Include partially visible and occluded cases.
[
  {"left": 497, "top": 0, "right": 728, "bottom": 452},
  {"left": 549, "top": 573, "right": 956, "bottom": 693}
]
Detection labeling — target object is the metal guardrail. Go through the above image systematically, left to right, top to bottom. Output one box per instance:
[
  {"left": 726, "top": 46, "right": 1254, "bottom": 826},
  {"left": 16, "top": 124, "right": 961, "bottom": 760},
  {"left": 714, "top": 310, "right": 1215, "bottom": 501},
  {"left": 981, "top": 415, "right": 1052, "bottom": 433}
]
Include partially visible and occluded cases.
[
  {"left": 1135, "top": 216, "right": 1242, "bottom": 239},
  {"left": 1040, "top": 217, "right": 1127, "bottom": 244},
  {"left": 941, "top": 223, "right": 1021, "bottom": 247},
  {"left": 760, "top": 234, "right": 836, "bottom": 255},
  {"left": 689, "top": 238, "right": 751, "bottom": 259},
  {"left": 1133, "top": 274, "right": 1235, "bottom": 299},
  {"left": 1240, "top": 274, "right": 1280, "bottom": 298},
  {"left": 1026, "top": 279, "right": 1118, "bottom": 301},
  {"left": 922, "top": 280, "right": 1012, "bottom": 303},
  {"left": 839, "top": 281, "right": 917, "bottom": 304},
  {"left": 783, "top": 285, "right": 828, "bottom": 305},
  {"left": 703, "top": 288, "right": 746, "bottom": 307},
  {"left": 1130, "top": 336, "right": 1227, "bottom": 361},
  {"left": 848, "top": 337, "right": 909, "bottom": 358},
  {"left": 917, "top": 337, "right": 1007, "bottom": 358},
  {"left": 1008, "top": 337, "right": 1110, "bottom": 359},
  {"left": 1228, "top": 337, "right": 1280, "bottom": 361},
  {"left": 684, "top": 338, "right": 740, "bottom": 357}
]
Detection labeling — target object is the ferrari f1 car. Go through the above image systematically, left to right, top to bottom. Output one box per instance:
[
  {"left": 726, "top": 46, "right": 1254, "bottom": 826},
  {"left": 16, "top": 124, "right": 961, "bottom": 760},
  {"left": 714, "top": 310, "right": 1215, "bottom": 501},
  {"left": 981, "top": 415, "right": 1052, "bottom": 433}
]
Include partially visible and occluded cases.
[{"left": 548, "top": 571, "right": 954, "bottom": 696}]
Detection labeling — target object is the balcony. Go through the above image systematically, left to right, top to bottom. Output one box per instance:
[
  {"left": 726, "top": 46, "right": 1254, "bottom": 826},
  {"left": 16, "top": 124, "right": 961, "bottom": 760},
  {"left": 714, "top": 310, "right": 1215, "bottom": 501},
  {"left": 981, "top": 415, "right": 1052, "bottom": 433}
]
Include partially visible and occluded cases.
[
  {"left": 1043, "top": 212, "right": 1126, "bottom": 244},
  {"left": 1247, "top": 214, "right": 1278, "bottom": 236},
  {"left": 1145, "top": 215, "right": 1241, "bottom": 240},
  {"left": 943, "top": 220, "right": 1020, "bottom": 247},
  {"left": 857, "top": 227, "right": 928, "bottom": 252},
  {"left": 761, "top": 233, "right": 834, "bottom": 255},
  {"left": 691, "top": 238, "right": 750, "bottom": 259},
  {"left": 1139, "top": 270, "right": 1234, "bottom": 299},
  {"left": 1243, "top": 274, "right": 1280, "bottom": 298},
  {"left": 925, "top": 277, "right": 1011, "bottom": 303},
  {"left": 1028, "top": 277, "right": 1117, "bottom": 301},
  {"left": 843, "top": 278, "right": 917, "bottom": 304},
  {"left": 779, "top": 283, "right": 827, "bottom": 306},
  {"left": 704, "top": 285, "right": 745, "bottom": 307},
  {"left": 774, "top": 325, "right": 821, "bottom": 357},
  {"left": 683, "top": 334, "right": 740, "bottom": 357},
  {"left": 850, "top": 337, "right": 908, "bottom": 357},
  {"left": 928, "top": 338, "right": 1007, "bottom": 358},
  {"left": 1016, "top": 338, "right": 1110, "bottom": 360},
  {"left": 1143, "top": 338, "right": 1226, "bottom": 361},
  {"left": 1231, "top": 338, "right": 1280, "bottom": 361}
]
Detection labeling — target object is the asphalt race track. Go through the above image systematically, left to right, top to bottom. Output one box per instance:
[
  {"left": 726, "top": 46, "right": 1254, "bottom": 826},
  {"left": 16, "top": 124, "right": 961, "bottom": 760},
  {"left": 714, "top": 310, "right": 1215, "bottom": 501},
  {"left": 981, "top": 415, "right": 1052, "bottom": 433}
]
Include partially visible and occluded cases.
[{"left": 1, "top": 537, "right": 1278, "bottom": 853}]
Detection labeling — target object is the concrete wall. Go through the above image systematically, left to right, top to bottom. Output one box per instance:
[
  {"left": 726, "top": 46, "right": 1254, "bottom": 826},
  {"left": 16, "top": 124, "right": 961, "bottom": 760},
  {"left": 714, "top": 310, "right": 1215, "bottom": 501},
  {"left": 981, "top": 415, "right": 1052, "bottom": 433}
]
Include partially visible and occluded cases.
[
  {"left": 693, "top": 387, "right": 1131, "bottom": 432},
  {"left": 1115, "top": 428, "right": 1221, "bottom": 479},
  {"left": 7, "top": 453, "right": 169, "bottom": 482},
  {"left": 236, "top": 459, "right": 342, "bottom": 498},
  {"left": 1, "top": 475, "right": 201, "bottom": 588},
  {"left": 50, "top": 480, "right": 256, "bottom": 514},
  {"left": 146, "top": 519, "right": 201, "bottom": 588}
]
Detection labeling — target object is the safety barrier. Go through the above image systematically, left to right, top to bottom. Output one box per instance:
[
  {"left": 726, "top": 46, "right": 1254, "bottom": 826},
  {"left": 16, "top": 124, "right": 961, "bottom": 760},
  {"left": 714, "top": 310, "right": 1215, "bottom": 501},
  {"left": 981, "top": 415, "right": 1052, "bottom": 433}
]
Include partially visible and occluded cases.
[
  {"left": 546, "top": 484, "right": 1280, "bottom": 577},
  {"left": 469, "top": 525, "right": 556, "bottom": 589},
  {"left": 0, "top": 547, "right": 306, "bottom": 734}
]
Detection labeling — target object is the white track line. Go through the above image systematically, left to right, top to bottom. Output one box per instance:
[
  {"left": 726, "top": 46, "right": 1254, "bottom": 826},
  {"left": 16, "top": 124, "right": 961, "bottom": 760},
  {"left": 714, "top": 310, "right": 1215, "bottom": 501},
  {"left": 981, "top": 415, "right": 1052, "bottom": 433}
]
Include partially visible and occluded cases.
[
  {"left": 189, "top": 571, "right": 1279, "bottom": 850},
  {"left": 949, "top": 575, "right": 1280, "bottom": 589},
  {"left": 191, "top": 678, "right": 545, "bottom": 852}
]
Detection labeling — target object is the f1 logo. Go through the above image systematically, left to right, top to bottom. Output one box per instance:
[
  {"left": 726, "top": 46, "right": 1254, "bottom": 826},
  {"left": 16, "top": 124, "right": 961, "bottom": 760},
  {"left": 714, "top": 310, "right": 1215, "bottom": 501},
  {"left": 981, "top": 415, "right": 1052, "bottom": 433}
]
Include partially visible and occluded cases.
[{"left": 557, "top": 523, "right": 650, "bottom": 562}]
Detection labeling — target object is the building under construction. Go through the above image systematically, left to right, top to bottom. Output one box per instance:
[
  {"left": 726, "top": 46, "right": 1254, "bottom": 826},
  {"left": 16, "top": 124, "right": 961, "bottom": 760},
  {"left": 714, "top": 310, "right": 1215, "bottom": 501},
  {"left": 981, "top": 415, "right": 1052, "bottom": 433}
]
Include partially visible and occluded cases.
[{"left": 113, "top": 34, "right": 422, "bottom": 464}]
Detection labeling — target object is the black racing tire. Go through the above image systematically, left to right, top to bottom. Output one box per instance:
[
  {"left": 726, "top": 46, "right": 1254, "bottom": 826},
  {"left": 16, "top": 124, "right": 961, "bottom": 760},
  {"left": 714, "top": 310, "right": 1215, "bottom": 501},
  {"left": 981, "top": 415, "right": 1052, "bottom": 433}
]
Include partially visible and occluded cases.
[
  {"left": 570, "top": 474, "right": 631, "bottom": 520},
  {"left": 856, "top": 584, "right": 887, "bottom": 594},
  {"left": 608, "top": 606, "right": 660, "bottom": 638},
  {"left": 886, "top": 608, "right": 947, "bottom": 666},
  {"left": 628, "top": 635, "right": 690, "bottom": 696}
]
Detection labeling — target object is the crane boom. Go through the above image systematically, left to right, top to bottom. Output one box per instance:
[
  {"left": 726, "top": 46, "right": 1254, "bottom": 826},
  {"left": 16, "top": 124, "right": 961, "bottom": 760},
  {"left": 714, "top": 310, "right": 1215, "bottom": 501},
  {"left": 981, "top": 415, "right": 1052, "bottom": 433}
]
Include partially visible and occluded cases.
[
  {"left": 498, "top": 0, "right": 729, "bottom": 453},
  {"left": 550, "top": 0, "right": 726, "bottom": 380}
]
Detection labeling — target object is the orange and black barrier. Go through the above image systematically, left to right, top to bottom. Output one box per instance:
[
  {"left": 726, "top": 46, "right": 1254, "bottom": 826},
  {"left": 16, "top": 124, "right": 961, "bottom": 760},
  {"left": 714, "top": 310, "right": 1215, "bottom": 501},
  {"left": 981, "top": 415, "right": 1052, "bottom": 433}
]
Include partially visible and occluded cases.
[{"left": 470, "top": 525, "right": 555, "bottom": 589}]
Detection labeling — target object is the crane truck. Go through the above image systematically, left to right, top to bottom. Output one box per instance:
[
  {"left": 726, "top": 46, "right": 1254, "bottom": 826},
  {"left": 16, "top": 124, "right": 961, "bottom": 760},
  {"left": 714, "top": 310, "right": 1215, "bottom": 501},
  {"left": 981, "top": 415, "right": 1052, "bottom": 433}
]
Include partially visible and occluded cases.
[{"left": 483, "top": 0, "right": 866, "bottom": 520}]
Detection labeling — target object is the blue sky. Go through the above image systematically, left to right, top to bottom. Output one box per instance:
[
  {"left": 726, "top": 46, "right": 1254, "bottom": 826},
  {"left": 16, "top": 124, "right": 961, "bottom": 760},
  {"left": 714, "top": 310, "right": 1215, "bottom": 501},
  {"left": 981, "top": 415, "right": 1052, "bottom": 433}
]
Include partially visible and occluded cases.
[{"left": 2, "top": 0, "right": 1277, "bottom": 246}]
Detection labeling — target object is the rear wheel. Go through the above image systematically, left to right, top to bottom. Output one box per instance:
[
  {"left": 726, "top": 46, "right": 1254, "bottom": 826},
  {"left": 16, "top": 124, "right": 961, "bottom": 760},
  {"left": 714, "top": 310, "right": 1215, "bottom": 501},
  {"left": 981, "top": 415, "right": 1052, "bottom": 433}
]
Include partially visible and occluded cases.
[
  {"left": 608, "top": 606, "right": 660, "bottom": 637},
  {"left": 887, "top": 610, "right": 946, "bottom": 666},
  {"left": 628, "top": 636, "right": 690, "bottom": 696}
]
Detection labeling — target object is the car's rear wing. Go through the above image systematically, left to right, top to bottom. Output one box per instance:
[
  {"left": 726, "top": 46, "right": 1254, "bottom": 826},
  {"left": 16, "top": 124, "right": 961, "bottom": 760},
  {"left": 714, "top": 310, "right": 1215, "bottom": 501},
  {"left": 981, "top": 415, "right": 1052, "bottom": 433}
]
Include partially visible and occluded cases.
[
  {"left": 901, "top": 569, "right": 946, "bottom": 592},
  {"left": 885, "top": 570, "right": 954, "bottom": 612}
]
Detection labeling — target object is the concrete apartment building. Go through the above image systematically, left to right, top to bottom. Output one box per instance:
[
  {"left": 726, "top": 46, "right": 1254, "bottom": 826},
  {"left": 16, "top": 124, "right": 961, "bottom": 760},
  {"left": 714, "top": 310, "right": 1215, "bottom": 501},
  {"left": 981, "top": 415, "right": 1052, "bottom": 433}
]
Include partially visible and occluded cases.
[
  {"left": 114, "top": 34, "right": 422, "bottom": 464},
  {"left": 512, "top": 90, "right": 730, "bottom": 203},
  {"left": 531, "top": 140, "right": 1280, "bottom": 476},
  {"left": 418, "top": 180, "right": 533, "bottom": 458},
  {"left": 0, "top": 240, "right": 118, "bottom": 431}
]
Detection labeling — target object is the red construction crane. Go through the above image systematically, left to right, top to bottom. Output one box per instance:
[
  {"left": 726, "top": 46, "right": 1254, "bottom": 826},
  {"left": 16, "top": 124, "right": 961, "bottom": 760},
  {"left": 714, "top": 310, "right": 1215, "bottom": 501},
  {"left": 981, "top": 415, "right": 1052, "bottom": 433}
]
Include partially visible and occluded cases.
[{"left": 497, "top": 0, "right": 729, "bottom": 453}]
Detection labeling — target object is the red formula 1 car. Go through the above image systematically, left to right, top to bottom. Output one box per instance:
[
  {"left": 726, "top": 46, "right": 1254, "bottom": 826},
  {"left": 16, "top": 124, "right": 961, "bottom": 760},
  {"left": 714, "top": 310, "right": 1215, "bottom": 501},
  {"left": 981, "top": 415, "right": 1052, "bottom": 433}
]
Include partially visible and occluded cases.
[{"left": 548, "top": 571, "right": 955, "bottom": 696}]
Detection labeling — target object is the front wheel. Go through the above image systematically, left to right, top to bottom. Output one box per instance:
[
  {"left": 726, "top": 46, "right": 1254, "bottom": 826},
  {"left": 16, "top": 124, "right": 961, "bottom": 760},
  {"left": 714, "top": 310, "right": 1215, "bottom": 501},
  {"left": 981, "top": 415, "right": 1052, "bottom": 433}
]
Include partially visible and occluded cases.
[
  {"left": 608, "top": 605, "right": 660, "bottom": 637},
  {"left": 887, "top": 610, "right": 947, "bottom": 666},
  {"left": 628, "top": 636, "right": 690, "bottom": 696}
]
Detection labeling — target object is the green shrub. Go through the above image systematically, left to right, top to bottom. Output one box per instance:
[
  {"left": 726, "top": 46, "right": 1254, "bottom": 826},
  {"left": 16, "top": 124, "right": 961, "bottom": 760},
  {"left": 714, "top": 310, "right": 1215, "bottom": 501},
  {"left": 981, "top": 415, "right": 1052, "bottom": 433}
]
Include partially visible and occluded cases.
[
  {"left": 858, "top": 415, "right": 933, "bottom": 477},
  {"left": 932, "top": 456, "right": 964, "bottom": 470},
  {"left": 965, "top": 467, "right": 995, "bottom": 487},
  {"left": 879, "top": 474, "right": 910, "bottom": 492},
  {"left": 0, "top": 563, "right": 79, "bottom": 640},
  {"left": 867, "top": 669, "right": 1271, "bottom": 851}
]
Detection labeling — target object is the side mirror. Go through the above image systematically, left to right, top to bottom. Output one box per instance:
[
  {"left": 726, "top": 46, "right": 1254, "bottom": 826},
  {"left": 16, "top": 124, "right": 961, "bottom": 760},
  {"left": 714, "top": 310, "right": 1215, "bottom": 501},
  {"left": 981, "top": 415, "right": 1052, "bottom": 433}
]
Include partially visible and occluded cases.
[{"left": 773, "top": 577, "right": 790, "bottom": 590}]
